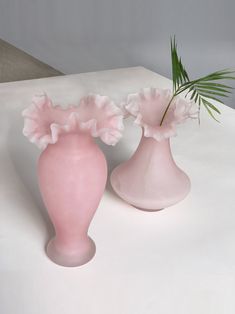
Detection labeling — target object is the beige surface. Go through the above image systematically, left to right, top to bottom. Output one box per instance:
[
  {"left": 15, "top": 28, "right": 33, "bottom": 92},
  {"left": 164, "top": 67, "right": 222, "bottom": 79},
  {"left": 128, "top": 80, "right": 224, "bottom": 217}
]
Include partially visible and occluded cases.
[
  {"left": 0, "top": 38, "right": 62, "bottom": 83},
  {"left": 1, "top": 67, "right": 235, "bottom": 314}
]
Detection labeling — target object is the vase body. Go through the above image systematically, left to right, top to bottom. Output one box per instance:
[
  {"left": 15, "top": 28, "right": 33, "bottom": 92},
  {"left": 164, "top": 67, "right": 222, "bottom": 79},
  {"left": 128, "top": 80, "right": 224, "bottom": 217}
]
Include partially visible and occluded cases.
[
  {"left": 38, "top": 133, "right": 107, "bottom": 267},
  {"left": 111, "top": 133, "right": 190, "bottom": 211}
]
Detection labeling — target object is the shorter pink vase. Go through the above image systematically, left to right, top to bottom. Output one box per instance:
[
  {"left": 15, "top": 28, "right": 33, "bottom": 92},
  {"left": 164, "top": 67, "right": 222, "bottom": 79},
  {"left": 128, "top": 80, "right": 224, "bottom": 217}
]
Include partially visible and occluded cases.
[
  {"left": 111, "top": 88, "right": 196, "bottom": 211},
  {"left": 23, "top": 93, "right": 123, "bottom": 266},
  {"left": 111, "top": 133, "right": 190, "bottom": 211}
]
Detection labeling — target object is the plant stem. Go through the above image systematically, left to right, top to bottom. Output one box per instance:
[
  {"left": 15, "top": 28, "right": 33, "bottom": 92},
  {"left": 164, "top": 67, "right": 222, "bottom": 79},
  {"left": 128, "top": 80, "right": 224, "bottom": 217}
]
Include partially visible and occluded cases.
[{"left": 159, "top": 94, "right": 175, "bottom": 126}]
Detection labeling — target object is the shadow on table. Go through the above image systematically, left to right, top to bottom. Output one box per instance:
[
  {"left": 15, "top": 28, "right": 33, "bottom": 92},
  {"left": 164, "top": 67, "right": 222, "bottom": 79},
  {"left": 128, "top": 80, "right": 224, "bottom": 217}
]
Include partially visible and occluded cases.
[{"left": 97, "top": 138, "right": 131, "bottom": 193}]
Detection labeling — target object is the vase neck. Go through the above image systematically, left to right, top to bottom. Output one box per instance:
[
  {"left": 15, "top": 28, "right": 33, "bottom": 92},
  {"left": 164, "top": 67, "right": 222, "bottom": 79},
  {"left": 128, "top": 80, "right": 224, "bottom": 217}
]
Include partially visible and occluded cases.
[
  {"left": 54, "top": 132, "right": 94, "bottom": 150},
  {"left": 128, "top": 132, "right": 176, "bottom": 170},
  {"left": 137, "top": 132, "right": 171, "bottom": 154}
]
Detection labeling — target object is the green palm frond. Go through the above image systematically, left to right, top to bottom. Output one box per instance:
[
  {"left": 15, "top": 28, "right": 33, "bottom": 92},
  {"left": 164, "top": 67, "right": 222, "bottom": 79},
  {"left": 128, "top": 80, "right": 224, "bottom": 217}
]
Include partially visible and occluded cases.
[
  {"left": 171, "top": 36, "right": 190, "bottom": 93},
  {"left": 160, "top": 38, "right": 235, "bottom": 125},
  {"left": 176, "top": 69, "right": 235, "bottom": 122}
]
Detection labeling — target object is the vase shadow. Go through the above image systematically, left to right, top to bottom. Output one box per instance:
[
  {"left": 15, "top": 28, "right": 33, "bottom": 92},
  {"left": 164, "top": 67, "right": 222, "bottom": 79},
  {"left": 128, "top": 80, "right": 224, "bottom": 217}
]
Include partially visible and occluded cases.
[
  {"left": 6, "top": 109, "right": 54, "bottom": 242},
  {"left": 97, "top": 121, "right": 141, "bottom": 194},
  {"left": 97, "top": 139, "right": 134, "bottom": 194}
]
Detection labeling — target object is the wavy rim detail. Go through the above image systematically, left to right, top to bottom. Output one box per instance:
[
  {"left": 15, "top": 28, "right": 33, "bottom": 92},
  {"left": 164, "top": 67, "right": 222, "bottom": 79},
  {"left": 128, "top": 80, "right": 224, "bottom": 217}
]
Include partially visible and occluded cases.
[
  {"left": 124, "top": 87, "right": 198, "bottom": 141},
  {"left": 22, "top": 93, "right": 124, "bottom": 149}
]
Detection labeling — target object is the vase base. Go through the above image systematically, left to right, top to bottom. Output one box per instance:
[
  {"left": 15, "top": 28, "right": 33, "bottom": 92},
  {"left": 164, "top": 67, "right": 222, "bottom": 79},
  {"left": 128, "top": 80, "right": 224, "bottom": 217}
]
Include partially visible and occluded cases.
[
  {"left": 111, "top": 167, "right": 191, "bottom": 211},
  {"left": 133, "top": 205, "right": 164, "bottom": 212},
  {"left": 46, "top": 236, "right": 96, "bottom": 267}
]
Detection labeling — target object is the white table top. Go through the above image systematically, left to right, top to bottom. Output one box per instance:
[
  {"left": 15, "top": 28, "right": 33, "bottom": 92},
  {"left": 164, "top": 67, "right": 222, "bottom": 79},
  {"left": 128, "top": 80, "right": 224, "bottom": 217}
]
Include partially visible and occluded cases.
[{"left": 1, "top": 66, "right": 235, "bottom": 314}]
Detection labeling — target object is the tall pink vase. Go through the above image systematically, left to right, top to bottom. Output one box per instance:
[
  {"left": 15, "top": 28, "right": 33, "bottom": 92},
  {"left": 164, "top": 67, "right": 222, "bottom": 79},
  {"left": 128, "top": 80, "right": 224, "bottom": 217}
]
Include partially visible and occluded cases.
[
  {"left": 22, "top": 93, "right": 123, "bottom": 266},
  {"left": 111, "top": 132, "right": 190, "bottom": 211},
  {"left": 38, "top": 133, "right": 107, "bottom": 266}
]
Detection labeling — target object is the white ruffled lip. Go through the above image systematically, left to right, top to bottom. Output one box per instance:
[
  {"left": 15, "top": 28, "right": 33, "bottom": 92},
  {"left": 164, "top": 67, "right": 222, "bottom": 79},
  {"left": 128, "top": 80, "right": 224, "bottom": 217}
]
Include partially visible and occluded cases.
[
  {"left": 125, "top": 87, "right": 198, "bottom": 141},
  {"left": 22, "top": 93, "right": 124, "bottom": 150}
]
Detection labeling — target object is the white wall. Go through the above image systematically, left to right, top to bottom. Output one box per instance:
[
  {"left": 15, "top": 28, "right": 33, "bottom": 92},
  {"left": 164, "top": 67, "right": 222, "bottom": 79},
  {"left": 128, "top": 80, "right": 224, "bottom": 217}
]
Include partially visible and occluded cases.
[{"left": 0, "top": 0, "right": 234, "bottom": 107}]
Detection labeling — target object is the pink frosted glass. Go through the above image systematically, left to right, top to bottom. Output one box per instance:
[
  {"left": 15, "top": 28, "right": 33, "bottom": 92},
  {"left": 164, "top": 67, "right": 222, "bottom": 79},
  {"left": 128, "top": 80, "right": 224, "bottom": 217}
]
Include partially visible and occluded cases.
[
  {"left": 124, "top": 87, "right": 197, "bottom": 141},
  {"left": 111, "top": 88, "right": 195, "bottom": 211},
  {"left": 22, "top": 93, "right": 124, "bottom": 266},
  {"left": 38, "top": 133, "right": 107, "bottom": 266},
  {"left": 111, "top": 133, "right": 191, "bottom": 211}
]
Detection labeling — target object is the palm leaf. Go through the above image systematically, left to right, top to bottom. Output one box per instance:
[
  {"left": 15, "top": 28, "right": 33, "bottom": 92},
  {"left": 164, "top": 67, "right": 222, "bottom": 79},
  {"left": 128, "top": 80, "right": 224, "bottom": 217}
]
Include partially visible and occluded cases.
[
  {"left": 171, "top": 36, "right": 189, "bottom": 92},
  {"left": 160, "top": 37, "right": 235, "bottom": 125},
  {"left": 176, "top": 70, "right": 235, "bottom": 121},
  {"left": 197, "top": 83, "right": 232, "bottom": 94},
  {"left": 201, "top": 98, "right": 220, "bottom": 122}
]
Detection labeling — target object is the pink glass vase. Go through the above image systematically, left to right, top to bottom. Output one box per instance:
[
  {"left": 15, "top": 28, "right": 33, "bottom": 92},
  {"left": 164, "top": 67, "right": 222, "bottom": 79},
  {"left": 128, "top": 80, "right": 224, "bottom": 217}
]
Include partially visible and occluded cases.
[
  {"left": 111, "top": 88, "right": 197, "bottom": 211},
  {"left": 22, "top": 93, "right": 123, "bottom": 266},
  {"left": 111, "top": 132, "right": 190, "bottom": 211},
  {"left": 38, "top": 133, "right": 107, "bottom": 266}
]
